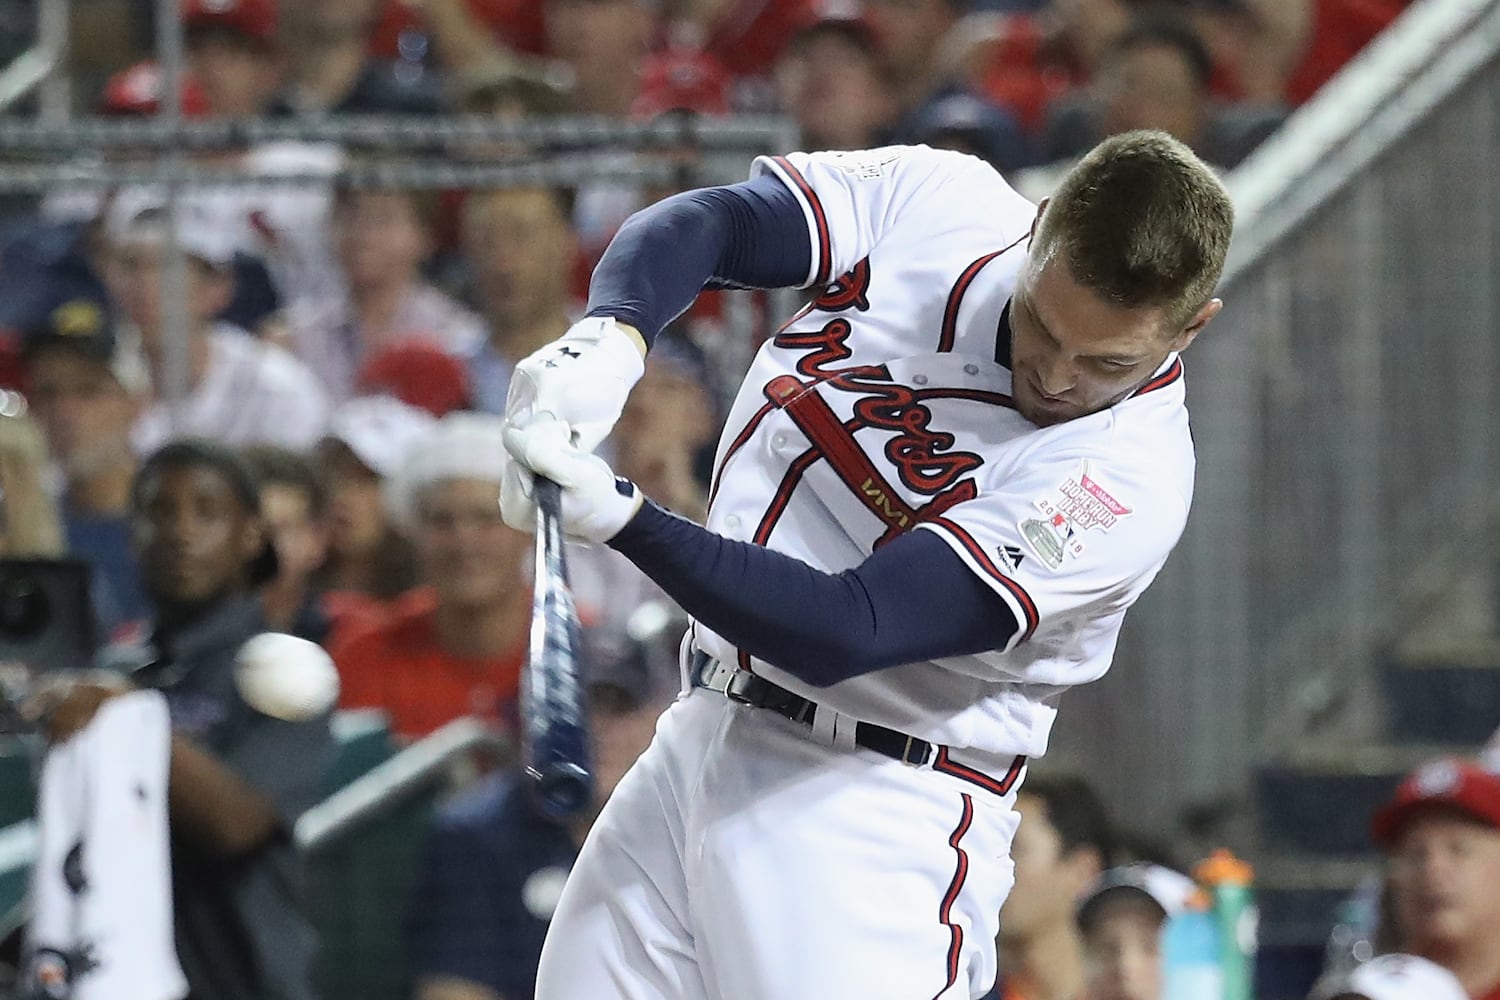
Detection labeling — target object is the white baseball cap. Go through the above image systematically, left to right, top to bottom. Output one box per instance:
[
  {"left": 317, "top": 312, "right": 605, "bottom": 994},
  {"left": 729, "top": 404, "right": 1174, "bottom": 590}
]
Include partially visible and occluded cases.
[
  {"left": 104, "top": 187, "right": 240, "bottom": 269},
  {"left": 323, "top": 394, "right": 436, "bottom": 479},
  {"left": 384, "top": 411, "right": 510, "bottom": 529},
  {"left": 1077, "top": 863, "right": 1198, "bottom": 930},
  {"left": 1308, "top": 955, "right": 1468, "bottom": 1000}
]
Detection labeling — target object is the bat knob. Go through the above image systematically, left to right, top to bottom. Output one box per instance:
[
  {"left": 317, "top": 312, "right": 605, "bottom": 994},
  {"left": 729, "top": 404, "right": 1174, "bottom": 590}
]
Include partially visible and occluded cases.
[{"left": 530, "top": 762, "right": 595, "bottom": 822}]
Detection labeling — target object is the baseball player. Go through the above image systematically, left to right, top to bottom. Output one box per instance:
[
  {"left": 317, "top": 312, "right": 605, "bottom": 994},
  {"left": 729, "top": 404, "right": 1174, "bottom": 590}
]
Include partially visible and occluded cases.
[{"left": 499, "top": 130, "right": 1234, "bottom": 999}]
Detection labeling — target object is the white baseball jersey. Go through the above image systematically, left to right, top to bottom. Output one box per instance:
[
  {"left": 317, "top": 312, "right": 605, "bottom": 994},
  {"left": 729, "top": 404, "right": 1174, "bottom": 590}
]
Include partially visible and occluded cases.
[{"left": 692, "top": 145, "right": 1194, "bottom": 761}]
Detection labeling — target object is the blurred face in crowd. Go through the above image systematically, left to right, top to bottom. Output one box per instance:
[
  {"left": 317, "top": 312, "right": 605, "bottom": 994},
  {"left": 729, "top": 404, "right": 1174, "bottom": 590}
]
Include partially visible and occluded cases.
[
  {"left": 285, "top": 0, "right": 379, "bottom": 41},
  {"left": 545, "top": 0, "right": 652, "bottom": 108},
  {"left": 862, "top": 0, "right": 956, "bottom": 86},
  {"left": 1052, "top": 0, "right": 1132, "bottom": 70},
  {"left": 776, "top": 28, "right": 898, "bottom": 151},
  {"left": 187, "top": 30, "right": 281, "bottom": 118},
  {"left": 1099, "top": 41, "right": 1208, "bottom": 147},
  {"left": 464, "top": 188, "right": 577, "bottom": 341},
  {"left": 335, "top": 190, "right": 430, "bottom": 299},
  {"left": 105, "top": 240, "right": 232, "bottom": 347},
  {"left": 1007, "top": 247, "right": 1212, "bottom": 427},
  {"left": 27, "top": 348, "right": 138, "bottom": 481},
  {"left": 612, "top": 357, "right": 714, "bottom": 496},
  {"left": 319, "top": 441, "right": 389, "bottom": 559},
  {"left": 134, "top": 464, "right": 262, "bottom": 608},
  {"left": 415, "top": 477, "right": 528, "bottom": 610},
  {"left": 260, "top": 482, "right": 330, "bottom": 590},
  {"left": 1001, "top": 792, "right": 1102, "bottom": 943},
  {"left": 1388, "top": 809, "right": 1500, "bottom": 956},
  {"left": 1082, "top": 897, "right": 1166, "bottom": 1000}
]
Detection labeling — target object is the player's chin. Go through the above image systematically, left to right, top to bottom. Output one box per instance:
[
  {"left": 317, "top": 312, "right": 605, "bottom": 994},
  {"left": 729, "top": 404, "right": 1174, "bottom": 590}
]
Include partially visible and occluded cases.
[{"left": 1015, "top": 397, "right": 1071, "bottom": 428}]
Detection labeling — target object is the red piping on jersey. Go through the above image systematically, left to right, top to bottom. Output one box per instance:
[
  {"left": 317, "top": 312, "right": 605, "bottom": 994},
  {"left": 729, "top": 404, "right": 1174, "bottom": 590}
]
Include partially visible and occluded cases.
[
  {"left": 771, "top": 156, "right": 832, "bottom": 287},
  {"left": 938, "top": 235, "right": 1029, "bottom": 354},
  {"left": 1131, "top": 357, "right": 1183, "bottom": 397},
  {"left": 752, "top": 446, "right": 821, "bottom": 546},
  {"left": 923, "top": 516, "right": 1040, "bottom": 640},
  {"left": 935, "top": 749, "right": 1027, "bottom": 798},
  {"left": 933, "top": 794, "right": 976, "bottom": 1000}
]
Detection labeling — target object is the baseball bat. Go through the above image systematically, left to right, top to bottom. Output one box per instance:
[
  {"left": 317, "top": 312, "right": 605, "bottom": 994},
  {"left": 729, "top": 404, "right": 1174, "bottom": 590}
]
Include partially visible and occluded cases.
[{"left": 522, "top": 476, "right": 595, "bottom": 822}]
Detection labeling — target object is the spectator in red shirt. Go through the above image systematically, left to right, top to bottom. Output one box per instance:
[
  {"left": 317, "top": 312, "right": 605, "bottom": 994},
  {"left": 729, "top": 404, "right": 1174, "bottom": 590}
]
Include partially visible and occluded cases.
[
  {"left": 329, "top": 412, "right": 535, "bottom": 741},
  {"left": 1374, "top": 758, "right": 1500, "bottom": 1000}
]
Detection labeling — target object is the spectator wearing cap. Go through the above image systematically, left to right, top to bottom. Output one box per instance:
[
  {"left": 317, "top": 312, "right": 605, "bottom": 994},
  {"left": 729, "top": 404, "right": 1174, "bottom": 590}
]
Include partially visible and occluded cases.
[
  {"left": 183, "top": 0, "right": 283, "bottom": 117},
  {"left": 270, "top": 0, "right": 442, "bottom": 114},
  {"left": 774, "top": 11, "right": 900, "bottom": 152},
  {"left": 907, "top": 90, "right": 1038, "bottom": 174},
  {"left": 282, "top": 183, "right": 484, "bottom": 405},
  {"left": 462, "top": 186, "right": 580, "bottom": 414},
  {"left": 101, "top": 194, "right": 332, "bottom": 456},
  {"left": 12, "top": 277, "right": 154, "bottom": 636},
  {"left": 355, "top": 342, "right": 472, "bottom": 417},
  {"left": 313, "top": 395, "right": 433, "bottom": 600},
  {"left": 328, "top": 412, "right": 540, "bottom": 740},
  {"left": 40, "top": 438, "right": 334, "bottom": 1000},
  {"left": 242, "top": 446, "right": 336, "bottom": 643},
  {"left": 406, "top": 629, "right": 678, "bottom": 1000},
  {"left": 1373, "top": 757, "right": 1500, "bottom": 999},
  {"left": 991, "top": 774, "right": 1115, "bottom": 1000},
  {"left": 1075, "top": 863, "right": 1197, "bottom": 1000},
  {"left": 1310, "top": 954, "right": 1471, "bottom": 1000}
]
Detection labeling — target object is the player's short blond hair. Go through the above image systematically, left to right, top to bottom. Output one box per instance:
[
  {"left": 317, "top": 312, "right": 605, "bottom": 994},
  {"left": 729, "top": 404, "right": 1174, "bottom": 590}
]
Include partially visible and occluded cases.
[{"left": 1033, "top": 130, "right": 1234, "bottom": 330}]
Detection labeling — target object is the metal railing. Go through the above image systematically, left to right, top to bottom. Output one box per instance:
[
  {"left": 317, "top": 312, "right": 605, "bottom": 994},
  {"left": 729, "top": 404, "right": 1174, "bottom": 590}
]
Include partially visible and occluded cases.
[{"left": 1045, "top": 0, "right": 1500, "bottom": 835}]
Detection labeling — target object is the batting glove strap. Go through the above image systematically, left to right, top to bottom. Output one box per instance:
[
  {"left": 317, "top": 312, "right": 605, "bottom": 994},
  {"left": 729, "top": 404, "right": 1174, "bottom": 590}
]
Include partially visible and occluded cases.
[
  {"left": 503, "top": 316, "right": 647, "bottom": 455},
  {"left": 500, "top": 421, "right": 645, "bottom": 544}
]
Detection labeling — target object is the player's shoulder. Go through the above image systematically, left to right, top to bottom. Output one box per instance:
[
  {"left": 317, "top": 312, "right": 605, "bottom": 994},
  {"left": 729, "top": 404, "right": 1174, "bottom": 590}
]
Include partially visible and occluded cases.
[{"left": 759, "top": 144, "right": 1026, "bottom": 203}]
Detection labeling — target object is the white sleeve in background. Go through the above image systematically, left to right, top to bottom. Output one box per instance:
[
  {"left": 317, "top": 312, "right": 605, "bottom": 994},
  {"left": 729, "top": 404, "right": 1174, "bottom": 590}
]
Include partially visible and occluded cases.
[{"left": 28, "top": 691, "right": 187, "bottom": 1000}]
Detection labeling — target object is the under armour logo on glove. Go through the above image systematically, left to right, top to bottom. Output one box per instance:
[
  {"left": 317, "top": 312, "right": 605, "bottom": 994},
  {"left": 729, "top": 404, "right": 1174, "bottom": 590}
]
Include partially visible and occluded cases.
[{"left": 543, "top": 347, "right": 583, "bottom": 368}]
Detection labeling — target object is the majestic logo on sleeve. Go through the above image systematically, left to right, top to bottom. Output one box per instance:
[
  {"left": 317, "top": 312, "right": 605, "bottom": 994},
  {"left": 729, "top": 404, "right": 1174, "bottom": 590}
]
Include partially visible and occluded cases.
[{"left": 1019, "top": 461, "right": 1133, "bottom": 570}]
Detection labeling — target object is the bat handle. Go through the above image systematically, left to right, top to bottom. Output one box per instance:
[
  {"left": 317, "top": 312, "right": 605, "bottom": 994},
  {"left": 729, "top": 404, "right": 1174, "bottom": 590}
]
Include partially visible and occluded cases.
[{"left": 533, "top": 474, "right": 564, "bottom": 528}]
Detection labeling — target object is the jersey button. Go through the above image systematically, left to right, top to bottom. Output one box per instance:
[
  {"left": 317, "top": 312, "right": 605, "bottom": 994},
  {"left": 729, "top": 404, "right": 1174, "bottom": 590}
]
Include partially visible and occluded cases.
[
  {"left": 963, "top": 363, "right": 979, "bottom": 376},
  {"left": 912, "top": 374, "right": 928, "bottom": 386},
  {"left": 771, "top": 433, "right": 788, "bottom": 450},
  {"left": 725, "top": 515, "right": 742, "bottom": 531}
]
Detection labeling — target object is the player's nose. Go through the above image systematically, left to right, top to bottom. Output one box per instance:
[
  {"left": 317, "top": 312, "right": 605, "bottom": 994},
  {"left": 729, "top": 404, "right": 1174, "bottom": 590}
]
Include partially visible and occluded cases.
[{"left": 1035, "top": 354, "right": 1077, "bottom": 397}]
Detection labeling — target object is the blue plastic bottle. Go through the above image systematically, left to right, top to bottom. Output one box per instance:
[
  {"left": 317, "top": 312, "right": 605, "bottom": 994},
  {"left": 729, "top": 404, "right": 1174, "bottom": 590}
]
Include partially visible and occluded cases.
[{"left": 1162, "top": 897, "right": 1223, "bottom": 1000}]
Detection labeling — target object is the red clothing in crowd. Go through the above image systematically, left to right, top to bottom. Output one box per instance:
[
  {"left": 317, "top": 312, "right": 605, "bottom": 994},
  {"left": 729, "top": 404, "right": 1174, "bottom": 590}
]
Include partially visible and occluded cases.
[
  {"left": 1283, "top": 0, "right": 1406, "bottom": 104},
  {"left": 329, "top": 587, "right": 525, "bottom": 741}
]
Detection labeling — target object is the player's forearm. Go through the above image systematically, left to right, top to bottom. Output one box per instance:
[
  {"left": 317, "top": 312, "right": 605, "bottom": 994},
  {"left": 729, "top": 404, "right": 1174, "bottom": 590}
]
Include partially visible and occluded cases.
[
  {"left": 585, "top": 175, "right": 811, "bottom": 344},
  {"left": 607, "top": 501, "right": 1017, "bottom": 685}
]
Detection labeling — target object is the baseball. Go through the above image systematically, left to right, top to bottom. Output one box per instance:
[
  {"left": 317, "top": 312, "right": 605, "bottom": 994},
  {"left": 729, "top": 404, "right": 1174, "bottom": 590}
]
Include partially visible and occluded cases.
[{"left": 234, "top": 632, "right": 340, "bottom": 722}]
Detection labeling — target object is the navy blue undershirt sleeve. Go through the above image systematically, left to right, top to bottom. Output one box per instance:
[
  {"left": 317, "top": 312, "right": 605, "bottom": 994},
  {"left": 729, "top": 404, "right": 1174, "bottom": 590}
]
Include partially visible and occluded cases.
[
  {"left": 585, "top": 174, "right": 812, "bottom": 344},
  {"left": 607, "top": 501, "right": 1020, "bottom": 687}
]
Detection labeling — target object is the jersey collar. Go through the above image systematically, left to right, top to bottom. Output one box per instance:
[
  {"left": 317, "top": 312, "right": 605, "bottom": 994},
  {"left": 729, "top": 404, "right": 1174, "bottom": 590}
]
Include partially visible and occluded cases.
[{"left": 995, "top": 299, "right": 1014, "bottom": 370}]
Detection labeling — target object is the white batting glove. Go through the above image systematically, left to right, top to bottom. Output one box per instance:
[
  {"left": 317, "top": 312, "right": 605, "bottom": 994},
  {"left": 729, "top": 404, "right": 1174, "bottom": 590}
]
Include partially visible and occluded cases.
[
  {"left": 503, "top": 316, "right": 646, "bottom": 454},
  {"left": 501, "top": 419, "right": 645, "bottom": 544}
]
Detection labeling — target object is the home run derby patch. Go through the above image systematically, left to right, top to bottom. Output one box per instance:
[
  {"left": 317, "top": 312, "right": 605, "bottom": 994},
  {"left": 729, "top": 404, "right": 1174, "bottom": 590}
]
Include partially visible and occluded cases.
[{"left": 1018, "top": 461, "right": 1132, "bottom": 570}]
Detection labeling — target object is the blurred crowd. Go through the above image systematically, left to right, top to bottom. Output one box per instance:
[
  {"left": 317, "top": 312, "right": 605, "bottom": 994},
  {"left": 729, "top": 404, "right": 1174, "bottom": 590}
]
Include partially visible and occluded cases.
[{"left": 0, "top": 0, "right": 1434, "bottom": 997}]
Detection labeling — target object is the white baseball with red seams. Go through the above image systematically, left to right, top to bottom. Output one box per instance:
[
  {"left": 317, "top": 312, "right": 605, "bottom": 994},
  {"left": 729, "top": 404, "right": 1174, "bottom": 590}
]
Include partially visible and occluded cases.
[{"left": 536, "top": 146, "right": 1198, "bottom": 1000}]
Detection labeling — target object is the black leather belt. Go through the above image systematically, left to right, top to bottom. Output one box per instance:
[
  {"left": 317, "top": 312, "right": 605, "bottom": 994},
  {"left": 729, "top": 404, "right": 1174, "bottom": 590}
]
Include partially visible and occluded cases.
[{"left": 691, "top": 651, "right": 934, "bottom": 766}]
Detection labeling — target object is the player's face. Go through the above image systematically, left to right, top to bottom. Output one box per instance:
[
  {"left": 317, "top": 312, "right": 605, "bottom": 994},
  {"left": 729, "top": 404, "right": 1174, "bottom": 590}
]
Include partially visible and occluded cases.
[
  {"left": 1007, "top": 250, "right": 1212, "bottom": 427},
  {"left": 1388, "top": 809, "right": 1500, "bottom": 954},
  {"left": 1083, "top": 900, "right": 1165, "bottom": 1000}
]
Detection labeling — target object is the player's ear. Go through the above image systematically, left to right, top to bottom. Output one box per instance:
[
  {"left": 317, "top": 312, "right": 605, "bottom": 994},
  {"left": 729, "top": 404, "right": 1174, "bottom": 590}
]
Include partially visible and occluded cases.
[
  {"left": 1029, "top": 198, "right": 1050, "bottom": 242},
  {"left": 1168, "top": 297, "right": 1222, "bottom": 353}
]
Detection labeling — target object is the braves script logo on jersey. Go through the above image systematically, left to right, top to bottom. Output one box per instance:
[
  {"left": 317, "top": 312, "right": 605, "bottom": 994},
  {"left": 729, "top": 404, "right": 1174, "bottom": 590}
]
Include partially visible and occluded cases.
[{"left": 1019, "top": 461, "right": 1132, "bottom": 570}]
